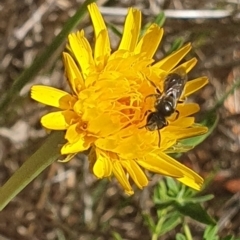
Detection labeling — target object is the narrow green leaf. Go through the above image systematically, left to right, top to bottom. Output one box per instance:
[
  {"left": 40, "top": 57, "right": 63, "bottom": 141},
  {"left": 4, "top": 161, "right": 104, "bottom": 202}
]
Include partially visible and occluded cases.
[
  {"left": 0, "top": 0, "right": 95, "bottom": 113},
  {"left": 140, "top": 11, "right": 165, "bottom": 38},
  {"left": 154, "top": 12, "right": 166, "bottom": 27},
  {"left": 107, "top": 23, "right": 122, "bottom": 38},
  {"left": 166, "top": 38, "right": 184, "bottom": 55},
  {"left": 209, "top": 78, "right": 240, "bottom": 114},
  {"left": 0, "top": 131, "right": 65, "bottom": 210},
  {"left": 165, "top": 177, "right": 180, "bottom": 195},
  {"left": 153, "top": 179, "right": 168, "bottom": 202},
  {"left": 188, "top": 194, "right": 215, "bottom": 204},
  {"left": 154, "top": 200, "right": 176, "bottom": 210},
  {"left": 176, "top": 202, "right": 216, "bottom": 225},
  {"left": 158, "top": 212, "right": 181, "bottom": 236},
  {"left": 143, "top": 213, "right": 156, "bottom": 233},
  {"left": 203, "top": 225, "right": 219, "bottom": 240},
  {"left": 112, "top": 231, "right": 123, "bottom": 240},
  {"left": 176, "top": 233, "right": 187, "bottom": 240}
]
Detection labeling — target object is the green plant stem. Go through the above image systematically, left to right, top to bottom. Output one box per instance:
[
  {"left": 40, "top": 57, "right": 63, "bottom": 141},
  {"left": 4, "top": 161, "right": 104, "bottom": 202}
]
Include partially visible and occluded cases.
[
  {"left": 0, "top": 0, "right": 95, "bottom": 113},
  {"left": 209, "top": 78, "right": 240, "bottom": 113},
  {"left": 0, "top": 131, "right": 65, "bottom": 210},
  {"left": 152, "top": 209, "right": 167, "bottom": 240},
  {"left": 183, "top": 220, "right": 192, "bottom": 240}
]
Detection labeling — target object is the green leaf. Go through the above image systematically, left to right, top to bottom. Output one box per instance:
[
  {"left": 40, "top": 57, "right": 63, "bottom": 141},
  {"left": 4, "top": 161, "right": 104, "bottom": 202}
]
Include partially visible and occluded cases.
[
  {"left": 0, "top": 0, "right": 96, "bottom": 114},
  {"left": 141, "top": 11, "right": 165, "bottom": 37},
  {"left": 153, "top": 12, "right": 166, "bottom": 27},
  {"left": 107, "top": 23, "right": 122, "bottom": 38},
  {"left": 166, "top": 38, "right": 184, "bottom": 55},
  {"left": 209, "top": 78, "right": 240, "bottom": 114},
  {"left": 0, "top": 131, "right": 65, "bottom": 210},
  {"left": 165, "top": 177, "right": 180, "bottom": 195},
  {"left": 153, "top": 179, "right": 168, "bottom": 202},
  {"left": 188, "top": 194, "right": 215, "bottom": 204},
  {"left": 154, "top": 200, "right": 176, "bottom": 210},
  {"left": 176, "top": 202, "right": 216, "bottom": 225},
  {"left": 158, "top": 212, "right": 181, "bottom": 236},
  {"left": 143, "top": 213, "right": 156, "bottom": 233},
  {"left": 203, "top": 225, "right": 219, "bottom": 240},
  {"left": 112, "top": 231, "right": 123, "bottom": 240},
  {"left": 176, "top": 233, "right": 187, "bottom": 240}
]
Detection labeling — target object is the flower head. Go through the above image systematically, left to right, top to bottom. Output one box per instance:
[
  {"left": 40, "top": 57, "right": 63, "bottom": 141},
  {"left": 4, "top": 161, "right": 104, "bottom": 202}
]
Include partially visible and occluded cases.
[{"left": 31, "top": 3, "right": 208, "bottom": 195}]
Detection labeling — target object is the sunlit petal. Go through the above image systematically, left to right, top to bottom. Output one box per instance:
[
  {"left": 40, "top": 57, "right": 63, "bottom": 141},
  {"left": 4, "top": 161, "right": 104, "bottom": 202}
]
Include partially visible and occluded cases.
[
  {"left": 88, "top": 3, "right": 111, "bottom": 68},
  {"left": 118, "top": 8, "right": 141, "bottom": 51},
  {"left": 135, "top": 24, "right": 163, "bottom": 58},
  {"left": 154, "top": 43, "right": 192, "bottom": 71},
  {"left": 62, "top": 52, "right": 85, "bottom": 94},
  {"left": 185, "top": 77, "right": 209, "bottom": 96},
  {"left": 31, "top": 85, "right": 76, "bottom": 109},
  {"left": 41, "top": 110, "right": 79, "bottom": 130}
]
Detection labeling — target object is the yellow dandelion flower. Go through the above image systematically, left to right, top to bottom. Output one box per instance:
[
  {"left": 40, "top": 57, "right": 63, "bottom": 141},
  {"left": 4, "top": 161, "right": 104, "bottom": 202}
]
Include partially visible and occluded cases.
[{"left": 31, "top": 3, "right": 208, "bottom": 195}]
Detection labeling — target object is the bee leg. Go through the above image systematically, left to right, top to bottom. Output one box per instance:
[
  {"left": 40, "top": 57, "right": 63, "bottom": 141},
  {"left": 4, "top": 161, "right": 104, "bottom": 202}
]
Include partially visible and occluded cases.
[
  {"left": 146, "top": 77, "right": 163, "bottom": 95},
  {"left": 146, "top": 77, "right": 158, "bottom": 89},
  {"left": 144, "top": 93, "right": 160, "bottom": 102},
  {"left": 178, "top": 96, "right": 187, "bottom": 103},
  {"left": 139, "top": 110, "right": 152, "bottom": 128},
  {"left": 172, "top": 110, "right": 180, "bottom": 121}
]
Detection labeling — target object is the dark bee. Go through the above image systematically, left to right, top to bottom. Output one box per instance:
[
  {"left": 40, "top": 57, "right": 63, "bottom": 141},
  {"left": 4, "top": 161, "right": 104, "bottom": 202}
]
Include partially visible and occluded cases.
[{"left": 142, "top": 70, "right": 188, "bottom": 147}]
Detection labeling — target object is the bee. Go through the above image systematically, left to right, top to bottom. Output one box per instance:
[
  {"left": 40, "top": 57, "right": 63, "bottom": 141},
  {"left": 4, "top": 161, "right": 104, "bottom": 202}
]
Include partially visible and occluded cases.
[{"left": 142, "top": 70, "right": 188, "bottom": 147}]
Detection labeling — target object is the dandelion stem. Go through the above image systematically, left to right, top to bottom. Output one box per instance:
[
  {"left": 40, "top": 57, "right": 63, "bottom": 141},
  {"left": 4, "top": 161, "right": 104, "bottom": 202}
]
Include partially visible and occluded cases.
[
  {"left": 209, "top": 78, "right": 240, "bottom": 113},
  {"left": 0, "top": 131, "right": 65, "bottom": 210}
]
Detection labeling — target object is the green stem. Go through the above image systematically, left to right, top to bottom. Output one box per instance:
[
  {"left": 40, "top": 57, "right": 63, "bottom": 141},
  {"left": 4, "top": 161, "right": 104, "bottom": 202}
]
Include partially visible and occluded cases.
[
  {"left": 0, "top": 0, "right": 95, "bottom": 113},
  {"left": 209, "top": 78, "right": 240, "bottom": 113},
  {"left": 0, "top": 131, "right": 65, "bottom": 210},
  {"left": 151, "top": 209, "right": 167, "bottom": 240},
  {"left": 183, "top": 220, "right": 192, "bottom": 240}
]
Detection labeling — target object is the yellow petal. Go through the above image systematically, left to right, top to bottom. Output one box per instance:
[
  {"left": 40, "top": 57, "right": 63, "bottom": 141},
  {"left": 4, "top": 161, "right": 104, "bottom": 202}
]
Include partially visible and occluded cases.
[
  {"left": 88, "top": 3, "right": 111, "bottom": 66},
  {"left": 118, "top": 8, "right": 141, "bottom": 51},
  {"left": 135, "top": 24, "right": 163, "bottom": 58},
  {"left": 68, "top": 30, "right": 94, "bottom": 78},
  {"left": 154, "top": 43, "right": 192, "bottom": 71},
  {"left": 62, "top": 52, "right": 85, "bottom": 94},
  {"left": 172, "top": 57, "right": 197, "bottom": 74},
  {"left": 185, "top": 77, "right": 209, "bottom": 97},
  {"left": 31, "top": 85, "right": 76, "bottom": 109},
  {"left": 176, "top": 103, "right": 200, "bottom": 117},
  {"left": 41, "top": 110, "right": 79, "bottom": 130},
  {"left": 87, "top": 113, "right": 123, "bottom": 137},
  {"left": 169, "top": 117, "right": 195, "bottom": 127},
  {"left": 65, "top": 123, "right": 81, "bottom": 142},
  {"left": 172, "top": 126, "right": 208, "bottom": 140},
  {"left": 61, "top": 135, "right": 90, "bottom": 154},
  {"left": 92, "top": 149, "right": 113, "bottom": 178},
  {"left": 142, "top": 152, "right": 203, "bottom": 190},
  {"left": 163, "top": 152, "right": 204, "bottom": 190},
  {"left": 137, "top": 153, "right": 183, "bottom": 177},
  {"left": 120, "top": 159, "right": 148, "bottom": 189},
  {"left": 112, "top": 161, "right": 134, "bottom": 195},
  {"left": 178, "top": 175, "right": 203, "bottom": 191}
]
